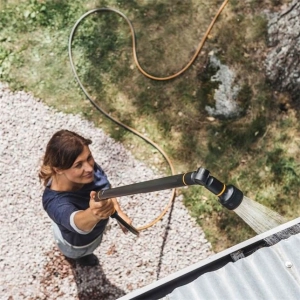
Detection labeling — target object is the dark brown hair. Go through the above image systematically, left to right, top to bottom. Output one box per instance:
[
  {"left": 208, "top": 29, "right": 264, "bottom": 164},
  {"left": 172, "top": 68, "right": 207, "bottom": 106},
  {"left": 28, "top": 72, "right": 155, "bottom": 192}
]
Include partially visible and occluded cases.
[{"left": 39, "top": 130, "right": 92, "bottom": 186}]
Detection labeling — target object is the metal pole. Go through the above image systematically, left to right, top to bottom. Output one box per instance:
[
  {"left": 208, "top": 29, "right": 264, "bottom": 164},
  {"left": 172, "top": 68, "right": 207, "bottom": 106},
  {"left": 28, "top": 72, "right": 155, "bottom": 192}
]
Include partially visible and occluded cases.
[{"left": 95, "top": 172, "right": 196, "bottom": 201}]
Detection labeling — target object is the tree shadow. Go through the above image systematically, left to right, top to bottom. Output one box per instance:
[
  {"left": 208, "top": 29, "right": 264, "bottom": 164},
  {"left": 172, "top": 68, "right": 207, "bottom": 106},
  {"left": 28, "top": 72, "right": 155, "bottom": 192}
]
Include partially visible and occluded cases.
[{"left": 40, "top": 246, "right": 126, "bottom": 300}]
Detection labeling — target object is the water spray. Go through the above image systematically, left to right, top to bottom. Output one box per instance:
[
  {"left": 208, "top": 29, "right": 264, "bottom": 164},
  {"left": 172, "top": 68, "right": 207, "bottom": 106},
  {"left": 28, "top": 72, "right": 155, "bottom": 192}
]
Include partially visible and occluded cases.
[{"left": 95, "top": 167, "right": 244, "bottom": 235}]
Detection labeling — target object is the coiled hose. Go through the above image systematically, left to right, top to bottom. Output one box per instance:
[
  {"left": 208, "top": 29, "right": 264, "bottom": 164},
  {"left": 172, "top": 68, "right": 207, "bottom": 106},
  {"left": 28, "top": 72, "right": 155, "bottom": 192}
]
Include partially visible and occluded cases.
[{"left": 68, "top": 0, "right": 229, "bottom": 231}]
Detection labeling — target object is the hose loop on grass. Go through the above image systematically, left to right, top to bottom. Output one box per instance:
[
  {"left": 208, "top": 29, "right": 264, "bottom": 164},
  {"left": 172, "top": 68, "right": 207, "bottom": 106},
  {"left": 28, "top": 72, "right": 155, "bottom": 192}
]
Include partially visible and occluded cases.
[{"left": 68, "top": 1, "right": 229, "bottom": 231}]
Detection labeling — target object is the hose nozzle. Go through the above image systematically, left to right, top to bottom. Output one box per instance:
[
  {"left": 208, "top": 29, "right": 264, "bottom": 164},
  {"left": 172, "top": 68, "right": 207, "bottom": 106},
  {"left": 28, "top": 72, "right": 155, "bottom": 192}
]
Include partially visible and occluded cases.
[
  {"left": 192, "top": 167, "right": 243, "bottom": 210},
  {"left": 218, "top": 184, "right": 243, "bottom": 210}
]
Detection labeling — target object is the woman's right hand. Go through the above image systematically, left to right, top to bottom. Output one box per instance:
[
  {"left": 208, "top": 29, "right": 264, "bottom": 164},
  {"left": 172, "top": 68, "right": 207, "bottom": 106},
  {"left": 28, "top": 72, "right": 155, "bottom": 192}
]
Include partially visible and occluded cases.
[{"left": 89, "top": 191, "right": 115, "bottom": 220}]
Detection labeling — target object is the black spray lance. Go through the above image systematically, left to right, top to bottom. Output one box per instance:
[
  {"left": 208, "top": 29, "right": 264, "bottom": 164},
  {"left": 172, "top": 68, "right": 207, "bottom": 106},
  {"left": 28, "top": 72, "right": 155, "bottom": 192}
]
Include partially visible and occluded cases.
[{"left": 95, "top": 167, "right": 243, "bottom": 235}]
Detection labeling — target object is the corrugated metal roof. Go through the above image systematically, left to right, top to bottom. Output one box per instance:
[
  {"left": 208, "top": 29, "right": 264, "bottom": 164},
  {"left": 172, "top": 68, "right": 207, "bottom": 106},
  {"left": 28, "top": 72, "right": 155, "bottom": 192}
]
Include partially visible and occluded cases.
[
  {"left": 119, "top": 218, "right": 300, "bottom": 300},
  {"left": 168, "top": 233, "right": 300, "bottom": 300}
]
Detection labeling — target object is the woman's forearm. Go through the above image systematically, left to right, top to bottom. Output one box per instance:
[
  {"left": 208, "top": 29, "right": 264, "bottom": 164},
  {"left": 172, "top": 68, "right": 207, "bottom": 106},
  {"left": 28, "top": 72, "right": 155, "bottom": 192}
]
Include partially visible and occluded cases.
[
  {"left": 74, "top": 193, "right": 115, "bottom": 232},
  {"left": 73, "top": 197, "right": 128, "bottom": 233},
  {"left": 73, "top": 208, "right": 101, "bottom": 232}
]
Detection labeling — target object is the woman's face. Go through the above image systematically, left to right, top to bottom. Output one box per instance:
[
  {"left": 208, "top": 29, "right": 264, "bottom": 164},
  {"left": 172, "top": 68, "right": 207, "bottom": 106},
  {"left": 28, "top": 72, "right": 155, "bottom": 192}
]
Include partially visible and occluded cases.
[{"left": 60, "top": 145, "right": 95, "bottom": 187}]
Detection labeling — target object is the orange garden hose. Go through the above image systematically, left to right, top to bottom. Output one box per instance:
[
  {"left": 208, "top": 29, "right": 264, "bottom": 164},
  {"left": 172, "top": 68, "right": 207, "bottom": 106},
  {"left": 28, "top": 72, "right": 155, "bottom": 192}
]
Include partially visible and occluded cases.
[{"left": 68, "top": 0, "right": 229, "bottom": 231}]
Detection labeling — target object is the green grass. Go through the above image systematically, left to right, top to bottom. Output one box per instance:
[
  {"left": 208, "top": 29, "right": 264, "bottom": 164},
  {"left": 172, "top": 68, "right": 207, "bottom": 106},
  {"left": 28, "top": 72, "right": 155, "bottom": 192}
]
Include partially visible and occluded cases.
[{"left": 1, "top": 0, "right": 299, "bottom": 252}]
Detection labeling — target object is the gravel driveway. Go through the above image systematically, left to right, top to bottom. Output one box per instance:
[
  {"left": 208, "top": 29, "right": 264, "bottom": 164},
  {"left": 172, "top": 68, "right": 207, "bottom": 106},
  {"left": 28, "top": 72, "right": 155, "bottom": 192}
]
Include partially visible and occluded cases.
[{"left": 0, "top": 82, "right": 213, "bottom": 299}]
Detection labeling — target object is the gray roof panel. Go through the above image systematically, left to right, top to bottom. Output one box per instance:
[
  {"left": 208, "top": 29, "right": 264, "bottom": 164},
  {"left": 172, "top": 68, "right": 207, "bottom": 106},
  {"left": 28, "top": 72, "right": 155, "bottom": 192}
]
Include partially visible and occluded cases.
[
  {"left": 119, "top": 218, "right": 300, "bottom": 300},
  {"left": 168, "top": 234, "right": 300, "bottom": 300}
]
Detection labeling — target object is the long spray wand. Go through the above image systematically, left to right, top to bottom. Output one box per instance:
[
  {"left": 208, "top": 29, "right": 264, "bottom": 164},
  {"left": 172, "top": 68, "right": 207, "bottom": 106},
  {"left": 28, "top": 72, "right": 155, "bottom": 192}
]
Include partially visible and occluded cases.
[{"left": 95, "top": 167, "right": 244, "bottom": 235}]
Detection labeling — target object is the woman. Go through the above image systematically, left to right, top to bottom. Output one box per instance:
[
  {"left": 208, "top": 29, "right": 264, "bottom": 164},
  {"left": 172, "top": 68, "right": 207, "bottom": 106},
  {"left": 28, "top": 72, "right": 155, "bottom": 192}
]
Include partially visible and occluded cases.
[{"left": 39, "top": 129, "right": 132, "bottom": 266}]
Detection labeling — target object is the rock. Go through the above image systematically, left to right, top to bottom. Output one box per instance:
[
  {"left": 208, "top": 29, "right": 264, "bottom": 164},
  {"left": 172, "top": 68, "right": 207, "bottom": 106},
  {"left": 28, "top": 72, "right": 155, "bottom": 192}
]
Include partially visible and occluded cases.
[
  {"left": 265, "top": 0, "right": 300, "bottom": 104},
  {"left": 204, "top": 55, "right": 241, "bottom": 118}
]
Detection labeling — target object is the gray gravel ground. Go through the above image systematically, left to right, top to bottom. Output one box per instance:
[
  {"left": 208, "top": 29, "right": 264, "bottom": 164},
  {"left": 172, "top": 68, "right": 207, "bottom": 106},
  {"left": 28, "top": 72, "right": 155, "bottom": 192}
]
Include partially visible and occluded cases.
[{"left": 0, "top": 82, "right": 213, "bottom": 299}]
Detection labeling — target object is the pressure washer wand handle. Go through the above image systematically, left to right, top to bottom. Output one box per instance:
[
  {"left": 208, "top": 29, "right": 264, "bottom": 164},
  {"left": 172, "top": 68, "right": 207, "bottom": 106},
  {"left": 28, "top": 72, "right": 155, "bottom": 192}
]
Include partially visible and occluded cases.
[{"left": 93, "top": 167, "right": 243, "bottom": 234}]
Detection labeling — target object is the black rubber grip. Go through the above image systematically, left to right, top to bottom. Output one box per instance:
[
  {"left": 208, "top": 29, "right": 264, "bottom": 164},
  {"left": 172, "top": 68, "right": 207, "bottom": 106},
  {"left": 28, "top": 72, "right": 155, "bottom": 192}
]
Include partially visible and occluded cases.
[{"left": 111, "top": 211, "right": 139, "bottom": 236}]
